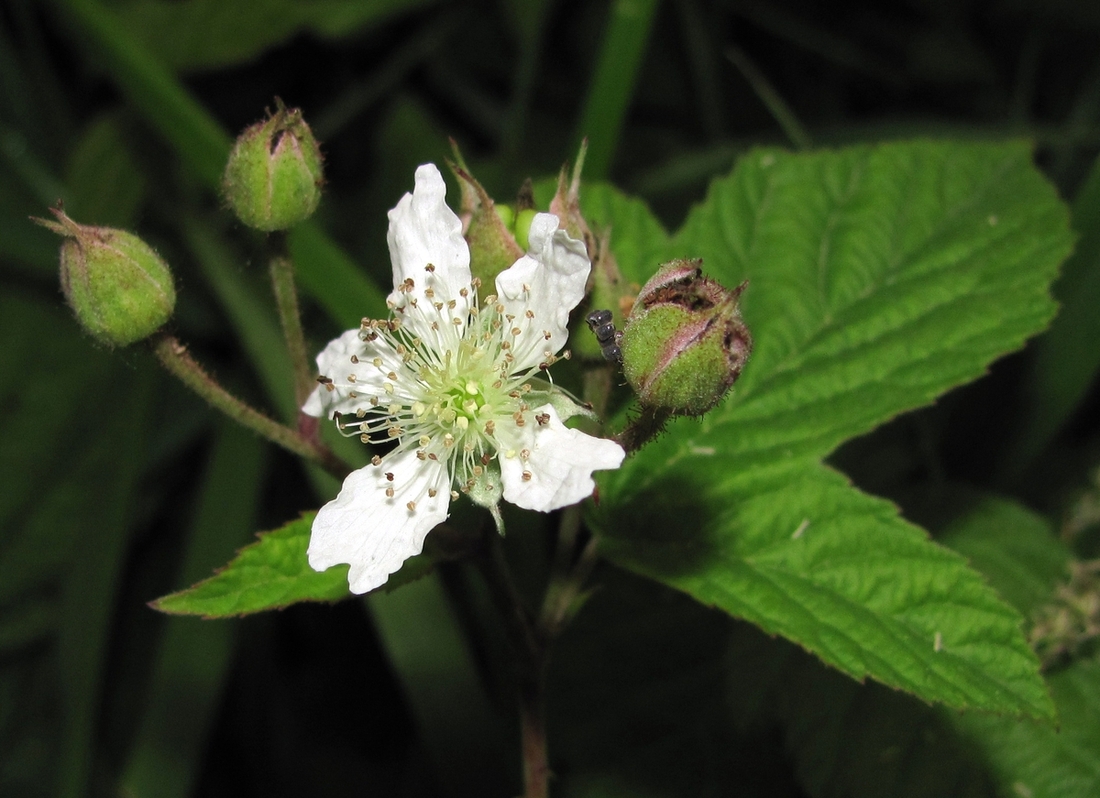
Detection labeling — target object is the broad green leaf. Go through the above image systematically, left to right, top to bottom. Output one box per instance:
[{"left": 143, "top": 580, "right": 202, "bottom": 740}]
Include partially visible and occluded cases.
[
  {"left": 595, "top": 140, "right": 1071, "bottom": 718},
  {"left": 672, "top": 141, "right": 1070, "bottom": 462},
  {"left": 599, "top": 458, "right": 1053, "bottom": 718},
  {"left": 720, "top": 498, "right": 1094, "bottom": 798},
  {"left": 943, "top": 499, "right": 1100, "bottom": 798},
  {"left": 152, "top": 514, "right": 349, "bottom": 616}
]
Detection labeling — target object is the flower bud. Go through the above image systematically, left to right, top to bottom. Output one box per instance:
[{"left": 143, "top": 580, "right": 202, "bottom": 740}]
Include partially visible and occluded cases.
[
  {"left": 223, "top": 100, "right": 323, "bottom": 231},
  {"left": 449, "top": 162, "right": 524, "bottom": 296},
  {"left": 33, "top": 208, "right": 175, "bottom": 347},
  {"left": 619, "top": 259, "right": 751, "bottom": 416}
]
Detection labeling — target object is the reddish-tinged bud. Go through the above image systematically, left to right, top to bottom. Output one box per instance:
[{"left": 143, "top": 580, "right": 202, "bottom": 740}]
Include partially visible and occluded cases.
[
  {"left": 223, "top": 100, "right": 323, "bottom": 231},
  {"left": 33, "top": 208, "right": 175, "bottom": 347},
  {"left": 619, "top": 259, "right": 751, "bottom": 416}
]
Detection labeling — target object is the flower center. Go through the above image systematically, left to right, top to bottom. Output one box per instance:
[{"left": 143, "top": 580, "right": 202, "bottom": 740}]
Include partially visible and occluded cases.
[{"left": 329, "top": 273, "right": 567, "bottom": 498}]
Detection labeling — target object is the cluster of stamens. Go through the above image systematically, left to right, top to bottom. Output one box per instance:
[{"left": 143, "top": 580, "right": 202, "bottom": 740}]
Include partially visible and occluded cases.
[{"left": 318, "top": 266, "right": 570, "bottom": 510}]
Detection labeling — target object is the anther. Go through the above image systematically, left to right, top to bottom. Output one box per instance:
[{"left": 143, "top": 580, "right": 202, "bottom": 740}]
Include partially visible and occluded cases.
[
  {"left": 350, "top": 355, "right": 359, "bottom": 364},
  {"left": 536, "top": 413, "right": 550, "bottom": 426},
  {"left": 371, "top": 455, "right": 382, "bottom": 466},
  {"left": 522, "top": 470, "right": 532, "bottom": 482},
  {"left": 385, "top": 472, "right": 395, "bottom": 481},
  {"left": 385, "top": 487, "right": 395, "bottom": 498},
  {"left": 428, "top": 488, "right": 438, "bottom": 498},
  {"left": 407, "top": 501, "right": 416, "bottom": 512}
]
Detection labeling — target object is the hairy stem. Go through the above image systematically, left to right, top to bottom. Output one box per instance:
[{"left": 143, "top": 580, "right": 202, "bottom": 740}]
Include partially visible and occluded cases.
[
  {"left": 268, "top": 231, "right": 315, "bottom": 408},
  {"left": 150, "top": 332, "right": 350, "bottom": 480}
]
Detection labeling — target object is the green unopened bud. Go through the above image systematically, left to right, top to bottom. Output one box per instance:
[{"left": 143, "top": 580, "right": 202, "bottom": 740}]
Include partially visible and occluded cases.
[
  {"left": 223, "top": 100, "right": 323, "bottom": 231},
  {"left": 449, "top": 162, "right": 523, "bottom": 297},
  {"left": 33, "top": 208, "right": 175, "bottom": 347},
  {"left": 513, "top": 208, "right": 537, "bottom": 252},
  {"left": 620, "top": 259, "right": 751, "bottom": 416}
]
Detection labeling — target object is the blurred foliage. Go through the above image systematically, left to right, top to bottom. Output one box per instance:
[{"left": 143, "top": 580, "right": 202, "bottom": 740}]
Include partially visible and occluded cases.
[{"left": 2, "top": 0, "right": 1100, "bottom": 796}]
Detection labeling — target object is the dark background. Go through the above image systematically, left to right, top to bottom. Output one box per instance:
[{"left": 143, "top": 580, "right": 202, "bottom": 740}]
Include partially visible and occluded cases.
[{"left": 2, "top": 1, "right": 1099, "bottom": 796}]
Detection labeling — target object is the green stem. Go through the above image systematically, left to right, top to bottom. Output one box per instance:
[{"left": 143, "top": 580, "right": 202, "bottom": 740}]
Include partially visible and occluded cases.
[
  {"left": 268, "top": 231, "right": 315, "bottom": 408},
  {"left": 150, "top": 332, "right": 350, "bottom": 481}
]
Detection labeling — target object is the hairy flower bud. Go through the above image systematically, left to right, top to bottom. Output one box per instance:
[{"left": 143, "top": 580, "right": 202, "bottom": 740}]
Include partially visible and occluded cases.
[
  {"left": 223, "top": 100, "right": 323, "bottom": 231},
  {"left": 449, "top": 162, "right": 525, "bottom": 297},
  {"left": 34, "top": 208, "right": 175, "bottom": 347},
  {"left": 619, "top": 259, "right": 751, "bottom": 416}
]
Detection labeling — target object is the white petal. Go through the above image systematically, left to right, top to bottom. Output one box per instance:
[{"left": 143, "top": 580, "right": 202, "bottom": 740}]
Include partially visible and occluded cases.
[
  {"left": 387, "top": 164, "right": 472, "bottom": 345},
  {"left": 495, "top": 213, "right": 590, "bottom": 368},
  {"left": 302, "top": 328, "right": 414, "bottom": 420},
  {"left": 302, "top": 329, "right": 362, "bottom": 418},
  {"left": 499, "top": 404, "right": 625, "bottom": 512},
  {"left": 309, "top": 448, "right": 451, "bottom": 594}
]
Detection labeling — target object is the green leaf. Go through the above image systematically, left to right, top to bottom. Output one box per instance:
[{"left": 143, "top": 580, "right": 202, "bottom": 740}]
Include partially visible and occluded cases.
[
  {"left": 596, "top": 141, "right": 1072, "bottom": 718},
  {"left": 673, "top": 141, "right": 1070, "bottom": 462},
  {"left": 577, "top": 182, "right": 671, "bottom": 283},
  {"left": 599, "top": 459, "right": 1054, "bottom": 718},
  {"left": 940, "top": 496, "right": 1071, "bottom": 616},
  {"left": 722, "top": 498, "right": 1094, "bottom": 798},
  {"left": 941, "top": 499, "right": 1100, "bottom": 798},
  {"left": 151, "top": 513, "right": 439, "bottom": 617},
  {"left": 152, "top": 514, "right": 348, "bottom": 616},
  {"left": 958, "top": 661, "right": 1100, "bottom": 798}
]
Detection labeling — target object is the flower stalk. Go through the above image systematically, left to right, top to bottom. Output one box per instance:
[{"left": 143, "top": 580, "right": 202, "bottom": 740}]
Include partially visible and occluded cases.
[
  {"left": 267, "top": 231, "right": 315, "bottom": 407},
  {"left": 150, "top": 332, "right": 350, "bottom": 480}
]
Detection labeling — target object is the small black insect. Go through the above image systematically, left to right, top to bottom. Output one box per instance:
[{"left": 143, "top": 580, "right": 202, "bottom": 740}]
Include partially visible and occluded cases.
[{"left": 585, "top": 309, "right": 623, "bottom": 364}]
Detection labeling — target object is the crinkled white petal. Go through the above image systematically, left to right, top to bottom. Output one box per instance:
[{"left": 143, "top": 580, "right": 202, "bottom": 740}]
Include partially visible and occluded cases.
[
  {"left": 387, "top": 164, "right": 472, "bottom": 345},
  {"left": 495, "top": 213, "right": 590, "bottom": 368},
  {"left": 302, "top": 329, "right": 413, "bottom": 420},
  {"left": 499, "top": 404, "right": 625, "bottom": 512},
  {"left": 308, "top": 448, "right": 451, "bottom": 594}
]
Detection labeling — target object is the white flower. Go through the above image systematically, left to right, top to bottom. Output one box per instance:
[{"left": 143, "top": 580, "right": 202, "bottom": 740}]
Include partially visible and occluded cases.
[{"left": 303, "top": 164, "right": 626, "bottom": 594}]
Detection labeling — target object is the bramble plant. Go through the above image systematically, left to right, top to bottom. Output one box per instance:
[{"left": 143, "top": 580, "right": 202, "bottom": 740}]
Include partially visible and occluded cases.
[{"left": 7, "top": 4, "right": 1100, "bottom": 798}]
